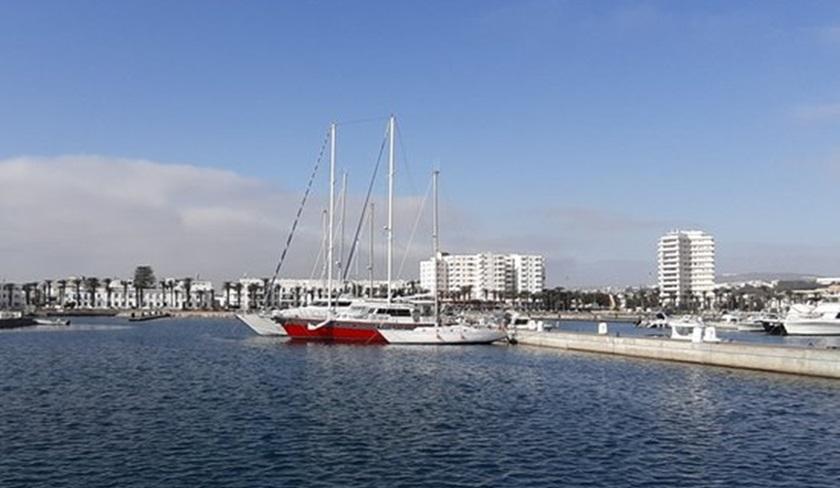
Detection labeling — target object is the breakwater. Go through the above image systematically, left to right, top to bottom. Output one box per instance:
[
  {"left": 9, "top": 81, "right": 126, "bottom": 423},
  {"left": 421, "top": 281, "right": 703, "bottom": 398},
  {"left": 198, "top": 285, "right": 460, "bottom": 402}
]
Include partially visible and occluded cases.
[
  {"left": 531, "top": 311, "right": 644, "bottom": 323},
  {"left": 516, "top": 330, "right": 840, "bottom": 379}
]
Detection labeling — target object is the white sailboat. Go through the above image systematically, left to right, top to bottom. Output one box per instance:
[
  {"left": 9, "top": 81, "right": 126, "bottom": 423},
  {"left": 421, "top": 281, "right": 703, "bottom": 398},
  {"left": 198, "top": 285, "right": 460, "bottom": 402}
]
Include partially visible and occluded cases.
[
  {"left": 378, "top": 169, "right": 507, "bottom": 345},
  {"left": 236, "top": 311, "right": 286, "bottom": 336}
]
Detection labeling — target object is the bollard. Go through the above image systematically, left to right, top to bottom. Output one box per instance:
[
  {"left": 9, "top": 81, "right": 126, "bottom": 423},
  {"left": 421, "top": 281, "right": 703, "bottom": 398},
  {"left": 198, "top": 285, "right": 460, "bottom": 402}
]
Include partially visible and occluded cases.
[
  {"left": 598, "top": 322, "right": 608, "bottom": 335},
  {"left": 691, "top": 326, "right": 703, "bottom": 343},
  {"left": 703, "top": 326, "right": 721, "bottom": 343}
]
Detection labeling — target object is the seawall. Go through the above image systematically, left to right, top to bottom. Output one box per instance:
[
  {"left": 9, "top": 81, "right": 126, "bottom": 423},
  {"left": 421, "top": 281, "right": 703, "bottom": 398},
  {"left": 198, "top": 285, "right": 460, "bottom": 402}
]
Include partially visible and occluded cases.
[{"left": 515, "top": 331, "right": 840, "bottom": 379}]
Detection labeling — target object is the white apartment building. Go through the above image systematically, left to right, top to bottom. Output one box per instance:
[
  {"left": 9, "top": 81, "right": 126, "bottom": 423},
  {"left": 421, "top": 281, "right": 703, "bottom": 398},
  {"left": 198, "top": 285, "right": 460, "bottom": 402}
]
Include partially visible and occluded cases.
[
  {"left": 657, "top": 230, "right": 715, "bottom": 307},
  {"left": 420, "top": 252, "right": 545, "bottom": 301},
  {"left": 0, "top": 282, "right": 24, "bottom": 310}
]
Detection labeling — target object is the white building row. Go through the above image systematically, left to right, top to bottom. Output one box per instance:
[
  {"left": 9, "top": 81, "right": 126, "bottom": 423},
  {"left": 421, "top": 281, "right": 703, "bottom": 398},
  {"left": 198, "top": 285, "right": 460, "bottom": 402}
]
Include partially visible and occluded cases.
[
  {"left": 657, "top": 230, "right": 716, "bottom": 307},
  {"left": 419, "top": 252, "right": 545, "bottom": 301},
  {"left": 1, "top": 277, "right": 420, "bottom": 311},
  {"left": 0, "top": 278, "right": 214, "bottom": 310},
  {"left": 229, "top": 278, "right": 415, "bottom": 310}
]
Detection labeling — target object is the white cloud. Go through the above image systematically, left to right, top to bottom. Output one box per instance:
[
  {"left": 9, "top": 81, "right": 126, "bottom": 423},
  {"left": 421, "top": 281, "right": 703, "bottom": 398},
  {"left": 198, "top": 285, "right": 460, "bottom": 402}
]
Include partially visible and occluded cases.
[
  {"left": 0, "top": 155, "right": 464, "bottom": 285},
  {"left": 0, "top": 155, "right": 309, "bottom": 283},
  {"left": 8, "top": 155, "right": 824, "bottom": 289}
]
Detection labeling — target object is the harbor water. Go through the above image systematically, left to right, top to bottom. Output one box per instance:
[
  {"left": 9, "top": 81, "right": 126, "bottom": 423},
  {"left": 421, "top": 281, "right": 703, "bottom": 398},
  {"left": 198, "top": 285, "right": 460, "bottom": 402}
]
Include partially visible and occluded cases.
[{"left": 2, "top": 318, "right": 840, "bottom": 487}]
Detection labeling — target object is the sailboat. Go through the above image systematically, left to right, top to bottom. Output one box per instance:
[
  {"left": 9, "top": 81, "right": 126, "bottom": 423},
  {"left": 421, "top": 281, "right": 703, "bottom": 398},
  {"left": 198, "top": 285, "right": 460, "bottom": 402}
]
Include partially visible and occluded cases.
[
  {"left": 280, "top": 116, "right": 505, "bottom": 344},
  {"left": 377, "top": 170, "right": 507, "bottom": 345},
  {"left": 236, "top": 309, "right": 286, "bottom": 336}
]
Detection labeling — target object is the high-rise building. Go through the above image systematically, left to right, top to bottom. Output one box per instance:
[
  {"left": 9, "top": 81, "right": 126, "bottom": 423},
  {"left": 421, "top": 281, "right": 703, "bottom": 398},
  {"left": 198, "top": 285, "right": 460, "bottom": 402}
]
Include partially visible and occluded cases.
[
  {"left": 657, "top": 230, "right": 715, "bottom": 307},
  {"left": 420, "top": 252, "right": 545, "bottom": 301}
]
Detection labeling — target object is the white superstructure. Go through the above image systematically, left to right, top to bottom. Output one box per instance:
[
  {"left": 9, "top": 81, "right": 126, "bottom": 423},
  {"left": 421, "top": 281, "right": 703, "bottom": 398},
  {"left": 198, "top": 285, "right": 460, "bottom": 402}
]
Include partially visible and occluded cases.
[
  {"left": 658, "top": 230, "right": 715, "bottom": 308},
  {"left": 420, "top": 252, "right": 545, "bottom": 301}
]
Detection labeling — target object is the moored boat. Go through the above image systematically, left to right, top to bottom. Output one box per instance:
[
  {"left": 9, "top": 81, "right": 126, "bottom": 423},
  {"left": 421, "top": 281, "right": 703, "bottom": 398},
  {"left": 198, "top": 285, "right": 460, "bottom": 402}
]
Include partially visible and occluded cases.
[
  {"left": 783, "top": 303, "right": 840, "bottom": 336},
  {"left": 236, "top": 312, "right": 286, "bottom": 336},
  {"left": 668, "top": 316, "right": 720, "bottom": 343},
  {"left": 34, "top": 317, "right": 70, "bottom": 326},
  {"left": 379, "top": 325, "right": 507, "bottom": 345}
]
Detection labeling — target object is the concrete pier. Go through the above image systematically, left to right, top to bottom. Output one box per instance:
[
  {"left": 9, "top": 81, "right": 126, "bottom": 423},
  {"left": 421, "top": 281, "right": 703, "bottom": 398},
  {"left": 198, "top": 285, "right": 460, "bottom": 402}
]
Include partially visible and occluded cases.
[{"left": 515, "top": 331, "right": 840, "bottom": 379}]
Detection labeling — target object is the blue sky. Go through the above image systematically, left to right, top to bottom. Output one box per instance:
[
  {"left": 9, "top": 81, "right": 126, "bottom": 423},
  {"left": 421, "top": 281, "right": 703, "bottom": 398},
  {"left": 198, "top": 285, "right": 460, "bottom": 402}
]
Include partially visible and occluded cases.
[{"left": 2, "top": 1, "right": 840, "bottom": 286}]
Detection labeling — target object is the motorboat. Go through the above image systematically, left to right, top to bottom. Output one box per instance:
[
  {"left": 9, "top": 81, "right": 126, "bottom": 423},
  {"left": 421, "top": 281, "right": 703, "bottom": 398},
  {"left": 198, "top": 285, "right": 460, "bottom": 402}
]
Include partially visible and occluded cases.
[
  {"left": 783, "top": 303, "right": 840, "bottom": 336},
  {"left": 507, "top": 312, "right": 552, "bottom": 332},
  {"left": 638, "top": 312, "right": 669, "bottom": 328},
  {"left": 705, "top": 312, "right": 740, "bottom": 329},
  {"left": 668, "top": 316, "right": 720, "bottom": 343},
  {"left": 34, "top": 317, "right": 70, "bottom": 326}
]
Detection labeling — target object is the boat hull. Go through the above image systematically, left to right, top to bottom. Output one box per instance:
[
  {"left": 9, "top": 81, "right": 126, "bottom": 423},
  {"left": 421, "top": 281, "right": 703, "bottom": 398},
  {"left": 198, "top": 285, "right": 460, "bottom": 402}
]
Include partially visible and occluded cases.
[
  {"left": 236, "top": 313, "right": 287, "bottom": 336},
  {"left": 282, "top": 319, "right": 387, "bottom": 343},
  {"left": 782, "top": 320, "right": 840, "bottom": 336},
  {"left": 379, "top": 326, "right": 507, "bottom": 345}
]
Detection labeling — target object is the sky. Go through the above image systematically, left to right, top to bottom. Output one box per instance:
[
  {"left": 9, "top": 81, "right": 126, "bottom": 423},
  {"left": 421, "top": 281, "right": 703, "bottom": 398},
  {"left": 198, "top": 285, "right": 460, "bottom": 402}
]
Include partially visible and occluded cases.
[{"left": 2, "top": 0, "right": 840, "bottom": 287}]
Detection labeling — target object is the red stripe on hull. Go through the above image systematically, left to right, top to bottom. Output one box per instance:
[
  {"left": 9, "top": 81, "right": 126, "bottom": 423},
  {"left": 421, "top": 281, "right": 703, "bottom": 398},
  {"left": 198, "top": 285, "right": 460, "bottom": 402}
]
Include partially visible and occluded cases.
[{"left": 282, "top": 320, "right": 387, "bottom": 344}]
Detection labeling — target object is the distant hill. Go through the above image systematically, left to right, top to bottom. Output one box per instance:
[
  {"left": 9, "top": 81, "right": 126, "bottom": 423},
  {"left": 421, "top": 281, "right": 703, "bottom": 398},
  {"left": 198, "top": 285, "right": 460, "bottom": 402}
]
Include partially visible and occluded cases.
[{"left": 716, "top": 272, "right": 822, "bottom": 283}]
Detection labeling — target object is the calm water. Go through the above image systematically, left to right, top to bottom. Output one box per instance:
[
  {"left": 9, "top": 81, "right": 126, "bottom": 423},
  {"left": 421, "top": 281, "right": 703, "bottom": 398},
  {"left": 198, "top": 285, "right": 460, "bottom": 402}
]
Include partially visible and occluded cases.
[{"left": 2, "top": 318, "right": 840, "bottom": 487}]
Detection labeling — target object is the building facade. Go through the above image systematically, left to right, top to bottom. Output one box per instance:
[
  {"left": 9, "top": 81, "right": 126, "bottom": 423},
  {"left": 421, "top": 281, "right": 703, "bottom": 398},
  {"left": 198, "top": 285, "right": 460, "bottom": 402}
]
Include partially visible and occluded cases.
[
  {"left": 657, "top": 230, "right": 715, "bottom": 307},
  {"left": 420, "top": 252, "right": 545, "bottom": 301},
  {"left": 1, "top": 278, "right": 215, "bottom": 310},
  {"left": 229, "top": 278, "right": 416, "bottom": 311}
]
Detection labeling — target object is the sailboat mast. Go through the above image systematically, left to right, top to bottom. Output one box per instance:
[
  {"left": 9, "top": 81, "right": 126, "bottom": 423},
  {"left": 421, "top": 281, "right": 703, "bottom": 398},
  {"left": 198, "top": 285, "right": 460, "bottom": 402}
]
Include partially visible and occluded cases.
[
  {"left": 387, "top": 114, "right": 395, "bottom": 304},
  {"left": 327, "top": 122, "right": 336, "bottom": 312},
  {"left": 433, "top": 170, "right": 440, "bottom": 326},
  {"left": 339, "top": 171, "right": 347, "bottom": 287},
  {"left": 368, "top": 201, "right": 375, "bottom": 298},
  {"left": 320, "top": 209, "right": 328, "bottom": 290}
]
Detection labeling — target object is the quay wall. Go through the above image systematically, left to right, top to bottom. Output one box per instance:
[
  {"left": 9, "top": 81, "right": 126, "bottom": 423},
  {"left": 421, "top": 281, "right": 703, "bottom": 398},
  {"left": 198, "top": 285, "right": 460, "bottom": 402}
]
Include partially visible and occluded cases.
[
  {"left": 530, "top": 312, "right": 643, "bottom": 323},
  {"left": 515, "top": 331, "right": 840, "bottom": 379}
]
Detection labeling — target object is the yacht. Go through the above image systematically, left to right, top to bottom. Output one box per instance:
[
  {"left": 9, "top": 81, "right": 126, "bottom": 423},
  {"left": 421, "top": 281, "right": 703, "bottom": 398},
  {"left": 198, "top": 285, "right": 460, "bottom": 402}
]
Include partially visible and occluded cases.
[
  {"left": 281, "top": 118, "right": 505, "bottom": 345},
  {"left": 783, "top": 303, "right": 840, "bottom": 335},
  {"left": 236, "top": 310, "right": 286, "bottom": 336},
  {"left": 508, "top": 312, "right": 552, "bottom": 332},
  {"left": 638, "top": 312, "right": 669, "bottom": 328},
  {"left": 705, "top": 312, "right": 740, "bottom": 329},
  {"left": 668, "top": 316, "right": 720, "bottom": 343}
]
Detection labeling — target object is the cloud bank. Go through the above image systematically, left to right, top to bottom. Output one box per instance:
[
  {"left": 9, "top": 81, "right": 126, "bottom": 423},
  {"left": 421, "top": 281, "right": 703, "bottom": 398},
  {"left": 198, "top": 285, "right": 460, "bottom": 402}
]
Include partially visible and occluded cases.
[
  {"left": 0, "top": 155, "right": 463, "bottom": 285},
  {"left": 5, "top": 155, "right": 831, "bottom": 288}
]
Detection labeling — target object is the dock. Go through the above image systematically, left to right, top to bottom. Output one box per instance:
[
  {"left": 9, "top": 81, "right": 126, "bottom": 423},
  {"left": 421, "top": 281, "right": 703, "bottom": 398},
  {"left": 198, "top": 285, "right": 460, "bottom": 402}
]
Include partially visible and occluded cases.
[
  {"left": 127, "top": 311, "right": 171, "bottom": 322},
  {"left": 515, "top": 330, "right": 840, "bottom": 379}
]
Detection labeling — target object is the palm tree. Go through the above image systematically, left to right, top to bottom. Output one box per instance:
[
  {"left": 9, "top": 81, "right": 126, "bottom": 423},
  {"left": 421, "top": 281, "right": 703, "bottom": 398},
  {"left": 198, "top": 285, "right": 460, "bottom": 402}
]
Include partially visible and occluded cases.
[
  {"left": 71, "top": 277, "right": 82, "bottom": 307},
  {"left": 84, "top": 277, "right": 100, "bottom": 309},
  {"left": 102, "top": 278, "right": 113, "bottom": 309},
  {"left": 181, "top": 278, "right": 193, "bottom": 309},
  {"left": 43, "top": 279, "right": 53, "bottom": 307},
  {"left": 57, "top": 279, "right": 67, "bottom": 307},
  {"left": 120, "top": 280, "right": 130, "bottom": 308},
  {"left": 222, "top": 281, "right": 231, "bottom": 309},
  {"left": 233, "top": 282, "right": 243, "bottom": 309},
  {"left": 247, "top": 282, "right": 259, "bottom": 310},
  {"left": 2, "top": 283, "right": 15, "bottom": 308},
  {"left": 22, "top": 283, "right": 36, "bottom": 308},
  {"left": 196, "top": 289, "right": 206, "bottom": 310}
]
